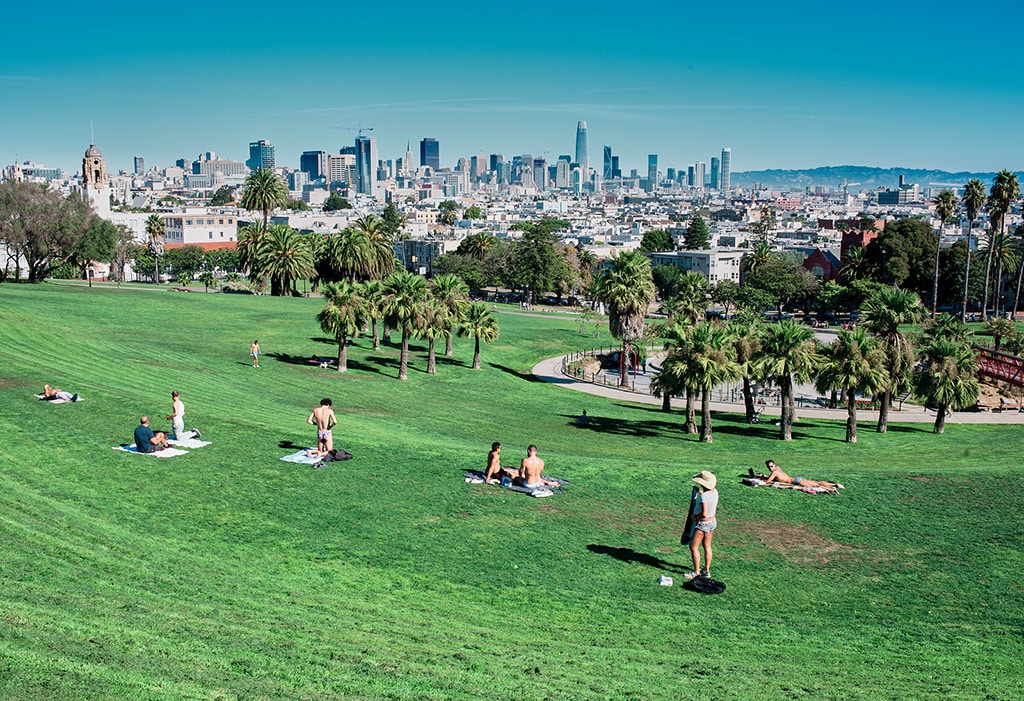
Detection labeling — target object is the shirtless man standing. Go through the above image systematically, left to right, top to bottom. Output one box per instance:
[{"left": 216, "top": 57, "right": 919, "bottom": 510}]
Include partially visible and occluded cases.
[
  {"left": 307, "top": 398, "right": 337, "bottom": 457},
  {"left": 516, "top": 444, "right": 555, "bottom": 490},
  {"left": 763, "top": 459, "right": 844, "bottom": 491}
]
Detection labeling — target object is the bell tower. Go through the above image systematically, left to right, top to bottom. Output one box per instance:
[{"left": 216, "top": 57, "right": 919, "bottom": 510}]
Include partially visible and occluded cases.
[{"left": 82, "top": 144, "right": 110, "bottom": 215}]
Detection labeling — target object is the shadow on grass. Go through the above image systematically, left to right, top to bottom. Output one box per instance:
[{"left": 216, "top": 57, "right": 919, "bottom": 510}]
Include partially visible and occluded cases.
[
  {"left": 488, "top": 362, "right": 545, "bottom": 383},
  {"left": 562, "top": 414, "right": 681, "bottom": 438},
  {"left": 277, "top": 440, "right": 307, "bottom": 450},
  {"left": 587, "top": 544, "right": 687, "bottom": 573}
]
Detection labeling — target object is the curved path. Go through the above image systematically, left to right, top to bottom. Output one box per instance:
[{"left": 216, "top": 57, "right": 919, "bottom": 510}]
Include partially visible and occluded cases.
[{"left": 531, "top": 355, "right": 1024, "bottom": 425}]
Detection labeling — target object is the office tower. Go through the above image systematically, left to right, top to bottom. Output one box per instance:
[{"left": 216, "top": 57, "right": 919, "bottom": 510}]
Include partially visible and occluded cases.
[
  {"left": 575, "top": 121, "right": 589, "bottom": 173},
  {"left": 355, "top": 136, "right": 378, "bottom": 197},
  {"left": 420, "top": 138, "right": 440, "bottom": 170},
  {"left": 247, "top": 140, "right": 275, "bottom": 170},
  {"left": 405, "top": 142, "right": 413, "bottom": 174},
  {"left": 603, "top": 146, "right": 613, "bottom": 181},
  {"left": 720, "top": 147, "right": 731, "bottom": 191},
  {"left": 300, "top": 150, "right": 327, "bottom": 180},
  {"left": 327, "top": 153, "right": 356, "bottom": 185},
  {"left": 489, "top": 154, "right": 504, "bottom": 172},
  {"left": 647, "top": 155, "right": 658, "bottom": 192},
  {"left": 133, "top": 156, "right": 145, "bottom": 175},
  {"left": 611, "top": 156, "right": 620, "bottom": 178},
  {"left": 710, "top": 157, "right": 720, "bottom": 190},
  {"left": 533, "top": 158, "right": 547, "bottom": 189},
  {"left": 555, "top": 159, "right": 571, "bottom": 189},
  {"left": 695, "top": 161, "right": 706, "bottom": 189},
  {"left": 687, "top": 165, "right": 695, "bottom": 186},
  {"left": 666, "top": 167, "right": 676, "bottom": 182},
  {"left": 289, "top": 171, "right": 309, "bottom": 191}
]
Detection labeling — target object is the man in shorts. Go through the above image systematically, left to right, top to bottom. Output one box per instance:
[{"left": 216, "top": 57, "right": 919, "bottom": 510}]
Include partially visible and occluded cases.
[
  {"left": 307, "top": 398, "right": 337, "bottom": 457},
  {"left": 134, "top": 416, "right": 169, "bottom": 453},
  {"left": 484, "top": 441, "right": 513, "bottom": 484},
  {"left": 516, "top": 445, "right": 556, "bottom": 490},
  {"left": 763, "top": 459, "right": 843, "bottom": 490}
]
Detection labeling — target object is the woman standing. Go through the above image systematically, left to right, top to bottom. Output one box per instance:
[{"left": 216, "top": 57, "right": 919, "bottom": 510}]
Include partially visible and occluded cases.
[{"left": 687, "top": 471, "right": 718, "bottom": 580}]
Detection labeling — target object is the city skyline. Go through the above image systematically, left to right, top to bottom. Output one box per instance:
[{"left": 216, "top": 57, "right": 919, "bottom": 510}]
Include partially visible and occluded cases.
[{"left": 4, "top": 1, "right": 1023, "bottom": 176}]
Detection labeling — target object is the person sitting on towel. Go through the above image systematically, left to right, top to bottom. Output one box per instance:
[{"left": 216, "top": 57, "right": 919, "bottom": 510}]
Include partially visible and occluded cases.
[
  {"left": 42, "top": 384, "right": 77, "bottom": 402},
  {"left": 134, "top": 416, "right": 169, "bottom": 453},
  {"left": 484, "top": 441, "right": 515, "bottom": 484},
  {"left": 515, "top": 444, "right": 556, "bottom": 490},
  {"left": 763, "top": 459, "right": 843, "bottom": 490}
]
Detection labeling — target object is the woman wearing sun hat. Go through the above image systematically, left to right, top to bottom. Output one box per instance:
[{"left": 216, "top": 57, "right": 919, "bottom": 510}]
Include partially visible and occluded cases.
[{"left": 686, "top": 470, "right": 718, "bottom": 580}]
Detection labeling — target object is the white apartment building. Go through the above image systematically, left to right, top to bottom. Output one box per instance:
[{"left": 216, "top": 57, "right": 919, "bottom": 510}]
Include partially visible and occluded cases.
[
  {"left": 164, "top": 208, "right": 239, "bottom": 249},
  {"left": 647, "top": 248, "right": 745, "bottom": 284}
]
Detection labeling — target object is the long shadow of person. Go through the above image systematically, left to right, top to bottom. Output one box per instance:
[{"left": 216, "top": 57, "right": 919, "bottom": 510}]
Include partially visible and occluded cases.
[{"left": 587, "top": 544, "right": 687, "bottom": 573}]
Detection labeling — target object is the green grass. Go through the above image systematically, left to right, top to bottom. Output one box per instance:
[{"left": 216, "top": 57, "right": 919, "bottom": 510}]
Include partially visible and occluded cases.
[{"left": 1, "top": 283, "right": 1022, "bottom": 700}]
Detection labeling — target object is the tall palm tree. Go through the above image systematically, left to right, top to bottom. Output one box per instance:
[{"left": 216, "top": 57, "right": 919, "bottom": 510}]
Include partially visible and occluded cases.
[
  {"left": 241, "top": 168, "right": 288, "bottom": 233},
  {"left": 982, "top": 170, "right": 1020, "bottom": 320},
  {"left": 961, "top": 178, "right": 987, "bottom": 321},
  {"left": 932, "top": 190, "right": 958, "bottom": 318},
  {"left": 145, "top": 214, "right": 165, "bottom": 284},
  {"left": 353, "top": 214, "right": 386, "bottom": 241},
  {"left": 237, "top": 222, "right": 267, "bottom": 289},
  {"left": 258, "top": 224, "right": 315, "bottom": 296},
  {"left": 321, "top": 227, "right": 395, "bottom": 283},
  {"left": 986, "top": 229, "right": 1019, "bottom": 315},
  {"left": 457, "top": 232, "right": 498, "bottom": 260},
  {"left": 742, "top": 240, "right": 772, "bottom": 279},
  {"left": 839, "top": 246, "right": 867, "bottom": 283},
  {"left": 592, "top": 250, "right": 656, "bottom": 387},
  {"left": 382, "top": 270, "right": 428, "bottom": 380},
  {"left": 430, "top": 274, "right": 470, "bottom": 356},
  {"left": 361, "top": 279, "right": 386, "bottom": 350},
  {"left": 318, "top": 281, "right": 368, "bottom": 372},
  {"left": 861, "top": 287, "right": 925, "bottom": 433},
  {"left": 416, "top": 297, "right": 448, "bottom": 375},
  {"left": 457, "top": 301, "right": 500, "bottom": 370},
  {"left": 983, "top": 316, "right": 1016, "bottom": 352},
  {"left": 660, "top": 318, "right": 698, "bottom": 431},
  {"left": 727, "top": 318, "right": 763, "bottom": 422},
  {"left": 754, "top": 319, "right": 819, "bottom": 441},
  {"left": 688, "top": 322, "right": 742, "bottom": 443},
  {"left": 815, "top": 328, "right": 888, "bottom": 443},
  {"left": 912, "top": 338, "right": 980, "bottom": 434},
  {"left": 650, "top": 358, "right": 684, "bottom": 413}
]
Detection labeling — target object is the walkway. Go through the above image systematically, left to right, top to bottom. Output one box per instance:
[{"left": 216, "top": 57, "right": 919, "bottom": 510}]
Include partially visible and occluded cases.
[{"left": 531, "top": 355, "right": 1024, "bottom": 426}]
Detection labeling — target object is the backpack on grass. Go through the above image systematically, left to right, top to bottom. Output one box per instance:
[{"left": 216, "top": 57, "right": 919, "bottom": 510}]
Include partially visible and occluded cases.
[{"left": 684, "top": 575, "right": 726, "bottom": 595}]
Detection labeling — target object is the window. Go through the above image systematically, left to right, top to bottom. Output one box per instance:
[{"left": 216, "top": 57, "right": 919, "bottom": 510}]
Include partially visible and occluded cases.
[
  {"left": 185, "top": 219, "right": 193, "bottom": 226},
  {"left": 207, "top": 219, "right": 214, "bottom": 225},
  {"left": 219, "top": 219, "right": 224, "bottom": 224},
  {"left": 209, "top": 233, "right": 213, "bottom": 239}
]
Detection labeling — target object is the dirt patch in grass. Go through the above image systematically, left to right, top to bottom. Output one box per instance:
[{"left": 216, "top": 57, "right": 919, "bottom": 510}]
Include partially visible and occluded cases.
[
  {"left": 0, "top": 376, "right": 33, "bottom": 390},
  {"left": 909, "top": 475, "right": 949, "bottom": 482},
  {"left": 588, "top": 502, "right": 678, "bottom": 534},
  {"left": 538, "top": 503, "right": 562, "bottom": 515},
  {"left": 732, "top": 520, "right": 857, "bottom": 566}
]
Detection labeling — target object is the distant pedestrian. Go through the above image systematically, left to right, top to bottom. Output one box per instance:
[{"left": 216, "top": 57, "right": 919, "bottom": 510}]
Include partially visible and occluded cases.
[{"left": 250, "top": 340, "right": 261, "bottom": 368}]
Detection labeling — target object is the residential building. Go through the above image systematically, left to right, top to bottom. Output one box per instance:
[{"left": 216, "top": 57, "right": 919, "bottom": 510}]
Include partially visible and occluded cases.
[{"left": 646, "top": 248, "right": 745, "bottom": 284}]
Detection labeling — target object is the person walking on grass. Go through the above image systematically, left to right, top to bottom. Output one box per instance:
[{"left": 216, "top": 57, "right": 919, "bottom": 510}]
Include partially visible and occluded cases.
[
  {"left": 250, "top": 340, "right": 261, "bottom": 368},
  {"left": 686, "top": 470, "right": 718, "bottom": 580}
]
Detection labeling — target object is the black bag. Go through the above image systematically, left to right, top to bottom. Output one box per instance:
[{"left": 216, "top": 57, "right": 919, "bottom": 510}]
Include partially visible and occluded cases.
[
  {"left": 323, "top": 449, "right": 353, "bottom": 462},
  {"left": 684, "top": 575, "right": 726, "bottom": 595}
]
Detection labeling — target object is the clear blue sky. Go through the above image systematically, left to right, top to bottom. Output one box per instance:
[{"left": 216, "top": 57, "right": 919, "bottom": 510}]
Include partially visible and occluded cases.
[{"left": 4, "top": 0, "right": 1022, "bottom": 177}]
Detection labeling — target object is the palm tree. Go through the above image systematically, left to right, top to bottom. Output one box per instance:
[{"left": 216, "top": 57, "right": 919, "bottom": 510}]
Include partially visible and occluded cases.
[
  {"left": 241, "top": 168, "right": 288, "bottom": 233},
  {"left": 982, "top": 171, "right": 1020, "bottom": 320},
  {"left": 961, "top": 179, "right": 987, "bottom": 321},
  {"left": 932, "top": 190, "right": 958, "bottom": 317},
  {"left": 145, "top": 214, "right": 165, "bottom": 284},
  {"left": 353, "top": 214, "right": 386, "bottom": 240},
  {"left": 237, "top": 222, "right": 267, "bottom": 289},
  {"left": 257, "top": 224, "right": 315, "bottom": 296},
  {"left": 321, "top": 227, "right": 395, "bottom": 284},
  {"left": 986, "top": 229, "right": 1019, "bottom": 315},
  {"left": 457, "top": 232, "right": 498, "bottom": 260},
  {"left": 742, "top": 240, "right": 772, "bottom": 278},
  {"left": 839, "top": 246, "right": 868, "bottom": 283},
  {"left": 592, "top": 250, "right": 656, "bottom": 387},
  {"left": 382, "top": 270, "right": 428, "bottom": 380},
  {"left": 430, "top": 274, "right": 470, "bottom": 356},
  {"left": 361, "top": 279, "right": 386, "bottom": 350},
  {"left": 318, "top": 281, "right": 368, "bottom": 372},
  {"left": 861, "top": 287, "right": 925, "bottom": 433},
  {"left": 416, "top": 297, "right": 448, "bottom": 375},
  {"left": 457, "top": 301, "right": 500, "bottom": 370},
  {"left": 922, "top": 313, "right": 973, "bottom": 346},
  {"left": 983, "top": 316, "right": 1016, "bottom": 352},
  {"left": 659, "top": 318, "right": 698, "bottom": 430},
  {"left": 727, "top": 318, "right": 763, "bottom": 422},
  {"left": 754, "top": 319, "right": 820, "bottom": 441},
  {"left": 688, "top": 322, "right": 742, "bottom": 442},
  {"left": 815, "top": 328, "right": 888, "bottom": 443},
  {"left": 913, "top": 338, "right": 980, "bottom": 434},
  {"left": 650, "top": 358, "right": 684, "bottom": 413}
]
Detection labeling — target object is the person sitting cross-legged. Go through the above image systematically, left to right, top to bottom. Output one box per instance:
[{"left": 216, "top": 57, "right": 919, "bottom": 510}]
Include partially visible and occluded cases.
[{"left": 134, "top": 416, "right": 169, "bottom": 453}]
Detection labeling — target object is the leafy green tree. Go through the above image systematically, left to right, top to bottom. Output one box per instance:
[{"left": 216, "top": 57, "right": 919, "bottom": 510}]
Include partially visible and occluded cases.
[
  {"left": 241, "top": 169, "right": 288, "bottom": 232},
  {"left": 982, "top": 171, "right": 1020, "bottom": 319},
  {"left": 961, "top": 178, "right": 987, "bottom": 320},
  {"left": 0, "top": 182, "right": 93, "bottom": 282},
  {"left": 210, "top": 185, "right": 235, "bottom": 206},
  {"left": 932, "top": 190, "right": 958, "bottom": 317},
  {"left": 322, "top": 191, "right": 352, "bottom": 212},
  {"left": 286, "top": 198, "right": 311, "bottom": 211},
  {"left": 438, "top": 200, "right": 461, "bottom": 226},
  {"left": 381, "top": 202, "right": 403, "bottom": 238},
  {"left": 752, "top": 205, "right": 776, "bottom": 244},
  {"left": 464, "top": 206, "right": 483, "bottom": 220},
  {"left": 145, "top": 213, "right": 166, "bottom": 284},
  {"left": 71, "top": 215, "right": 118, "bottom": 286},
  {"left": 684, "top": 215, "right": 710, "bottom": 250},
  {"left": 511, "top": 218, "right": 570, "bottom": 236},
  {"left": 864, "top": 218, "right": 936, "bottom": 294},
  {"left": 258, "top": 224, "right": 316, "bottom": 296},
  {"left": 107, "top": 225, "right": 137, "bottom": 288},
  {"left": 512, "top": 228, "right": 561, "bottom": 304},
  {"left": 639, "top": 228, "right": 673, "bottom": 252},
  {"left": 163, "top": 245, "right": 206, "bottom": 282},
  {"left": 593, "top": 251, "right": 656, "bottom": 387},
  {"left": 432, "top": 253, "right": 488, "bottom": 291},
  {"left": 745, "top": 255, "right": 818, "bottom": 317},
  {"left": 651, "top": 264, "right": 684, "bottom": 299},
  {"left": 382, "top": 270, "right": 428, "bottom": 380},
  {"left": 430, "top": 274, "right": 469, "bottom": 356},
  {"left": 318, "top": 281, "right": 368, "bottom": 372},
  {"left": 861, "top": 286, "right": 925, "bottom": 432},
  {"left": 457, "top": 300, "right": 499, "bottom": 370},
  {"left": 755, "top": 319, "right": 820, "bottom": 441},
  {"left": 688, "top": 322, "right": 742, "bottom": 442},
  {"left": 815, "top": 328, "right": 888, "bottom": 443},
  {"left": 913, "top": 338, "right": 980, "bottom": 433}
]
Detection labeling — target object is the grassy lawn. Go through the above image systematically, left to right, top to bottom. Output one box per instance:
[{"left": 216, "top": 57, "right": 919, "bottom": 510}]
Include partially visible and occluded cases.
[{"left": 1, "top": 283, "right": 1022, "bottom": 700}]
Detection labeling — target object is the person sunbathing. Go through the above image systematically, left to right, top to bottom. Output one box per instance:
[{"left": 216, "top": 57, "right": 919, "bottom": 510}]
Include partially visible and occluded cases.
[
  {"left": 42, "top": 384, "right": 78, "bottom": 402},
  {"left": 515, "top": 444, "right": 556, "bottom": 490},
  {"left": 762, "top": 459, "right": 844, "bottom": 490}
]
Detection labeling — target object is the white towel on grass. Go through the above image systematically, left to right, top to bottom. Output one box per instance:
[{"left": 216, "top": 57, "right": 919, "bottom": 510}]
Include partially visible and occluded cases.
[
  {"left": 167, "top": 438, "right": 211, "bottom": 449},
  {"left": 112, "top": 445, "right": 189, "bottom": 458},
  {"left": 280, "top": 449, "right": 321, "bottom": 465}
]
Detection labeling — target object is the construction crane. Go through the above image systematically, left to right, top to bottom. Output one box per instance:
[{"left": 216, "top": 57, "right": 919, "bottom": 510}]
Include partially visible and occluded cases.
[{"left": 330, "top": 125, "right": 374, "bottom": 136}]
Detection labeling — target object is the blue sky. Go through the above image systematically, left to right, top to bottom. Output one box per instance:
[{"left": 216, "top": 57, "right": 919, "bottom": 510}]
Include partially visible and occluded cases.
[{"left": 4, "top": 0, "right": 1022, "bottom": 177}]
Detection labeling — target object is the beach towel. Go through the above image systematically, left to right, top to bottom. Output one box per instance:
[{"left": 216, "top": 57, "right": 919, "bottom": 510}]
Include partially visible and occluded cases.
[
  {"left": 35, "top": 394, "right": 82, "bottom": 404},
  {"left": 167, "top": 438, "right": 212, "bottom": 449},
  {"left": 113, "top": 445, "right": 189, "bottom": 458},
  {"left": 280, "top": 449, "right": 321, "bottom": 465},
  {"left": 462, "top": 470, "right": 568, "bottom": 497},
  {"left": 741, "top": 477, "right": 834, "bottom": 495},
  {"left": 680, "top": 485, "right": 699, "bottom": 546}
]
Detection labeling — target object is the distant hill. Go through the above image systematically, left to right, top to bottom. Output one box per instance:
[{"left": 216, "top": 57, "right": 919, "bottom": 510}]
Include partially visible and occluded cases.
[{"left": 730, "top": 166, "right": 1024, "bottom": 191}]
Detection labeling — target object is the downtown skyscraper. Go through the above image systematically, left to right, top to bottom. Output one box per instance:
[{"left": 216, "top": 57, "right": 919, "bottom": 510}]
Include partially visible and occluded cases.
[
  {"left": 575, "top": 121, "right": 588, "bottom": 172},
  {"left": 355, "top": 136, "right": 378, "bottom": 197},
  {"left": 420, "top": 138, "right": 440, "bottom": 170},
  {"left": 247, "top": 139, "right": 275, "bottom": 170},
  {"left": 720, "top": 147, "right": 731, "bottom": 191}
]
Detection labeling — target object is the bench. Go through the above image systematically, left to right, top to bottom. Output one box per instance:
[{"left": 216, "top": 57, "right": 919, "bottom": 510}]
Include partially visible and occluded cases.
[{"left": 996, "top": 401, "right": 1023, "bottom": 413}]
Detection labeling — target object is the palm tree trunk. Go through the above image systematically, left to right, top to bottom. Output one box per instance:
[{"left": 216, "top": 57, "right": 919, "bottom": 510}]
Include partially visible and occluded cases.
[
  {"left": 931, "top": 235, "right": 941, "bottom": 318},
  {"left": 982, "top": 238, "right": 995, "bottom": 320},
  {"left": 961, "top": 247, "right": 972, "bottom": 322},
  {"left": 1012, "top": 257, "right": 1024, "bottom": 320},
  {"left": 996, "top": 260, "right": 1004, "bottom": 314},
  {"left": 372, "top": 319, "right": 380, "bottom": 350},
  {"left": 399, "top": 328, "right": 410, "bottom": 380},
  {"left": 446, "top": 334, "right": 454, "bottom": 357},
  {"left": 472, "top": 334, "right": 481, "bottom": 370},
  {"left": 427, "top": 338, "right": 436, "bottom": 375},
  {"left": 338, "top": 339, "right": 347, "bottom": 373},
  {"left": 619, "top": 340, "right": 632, "bottom": 388},
  {"left": 742, "top": 376, "right": 756, "bottom": 421},
  {"left": 779, "top": 380, "right": 793, "bottom": 441},
  {"left": 699, "top": 387, "right": 713, "bottom": 443},
  {"left": 684, "top": 388, "right": 697, "bottom": 434},
  {"left": 876, "top": 388, "right": 891, "bottom": 433},
  {"left": 845, "top": 389, "right": 857, "bottom": 443},
  {"left": 661, "top": 392, "right": 672, "bottom": 412},
  {"left": 934, "top": 404, "right": 948, "bottom": 434}
]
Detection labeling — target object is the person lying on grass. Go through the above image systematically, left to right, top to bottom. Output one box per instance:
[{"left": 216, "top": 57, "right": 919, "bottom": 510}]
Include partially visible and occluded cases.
[
  {"left": 42, "top": 384, "right": 78, "bottom": 402},
  {"left": 759, "top": 459, "right": 844, "bottom": 491}
]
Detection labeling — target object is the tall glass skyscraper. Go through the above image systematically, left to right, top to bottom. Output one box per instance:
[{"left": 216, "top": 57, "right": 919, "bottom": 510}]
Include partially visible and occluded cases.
[
  {"left": 575, "top": 121, "right": 588, "bottom": 172},
  {"left": 355, "top": 136, "right": 378, "bottom": 197},
  {"left": 420, "top": 138, "right": 440, "bottom": 170},
  {"left": 247, "top": 140, "right": 275, "bottom": 171},
  {"left": 603, "top": 145, "right": 613, "bottom": 181},
  {"left": 720, "top": 147, "right": 731, "bottom": 191},
  {"left": 300, "top": 150, "right": 327, "bottom": 180},
  {"left": 647, "top": 155, "right": 658, "bottom": 192},
  {"left": 710, "top": 157, "right": 720, "bottom": 190}
]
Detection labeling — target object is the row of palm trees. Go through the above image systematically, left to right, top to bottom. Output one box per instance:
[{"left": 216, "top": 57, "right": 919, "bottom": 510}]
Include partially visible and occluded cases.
[{"left": 317, "top": 272, "right": 499, "bottom": 380}]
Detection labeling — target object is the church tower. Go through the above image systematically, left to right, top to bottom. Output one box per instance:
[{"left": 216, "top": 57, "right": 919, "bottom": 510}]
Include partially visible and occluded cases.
[{"left": 82, "top": 144, "right": 110, "bottom": 215}]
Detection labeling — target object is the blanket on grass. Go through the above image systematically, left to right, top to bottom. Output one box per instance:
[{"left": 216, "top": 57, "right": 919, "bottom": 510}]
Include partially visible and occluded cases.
[
  {"left": 35, "top": 394, "right": 82, "bottom": 404},
  {"left": 167, "top": 438, "right": 212, "bottom": 449},
  {"left": 113, "top": 445, "right": 189, "bottom": 458},
  {"left": 280, "top": 449, "right": 321, "bottom": 465},
  {"left": 462, "top": 470, "right": 569, "bottom": 498},
  {"left": 741, "top": 477, "right": 836, "bottom": 494}
]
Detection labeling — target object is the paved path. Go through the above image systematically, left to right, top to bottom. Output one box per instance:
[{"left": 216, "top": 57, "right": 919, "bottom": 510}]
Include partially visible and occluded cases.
[{"left": 531, "top": 355, "right": 1024, "bottom": 426}]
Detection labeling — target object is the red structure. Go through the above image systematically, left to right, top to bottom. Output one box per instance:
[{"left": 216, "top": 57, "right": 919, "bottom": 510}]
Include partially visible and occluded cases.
[{"left": 974, "top": 345, "right": 1024, "bottom": 387}]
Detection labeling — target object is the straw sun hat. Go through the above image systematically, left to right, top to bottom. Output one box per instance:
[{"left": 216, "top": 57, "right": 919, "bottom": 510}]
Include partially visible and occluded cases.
[{"left": 692, "top": 470, "right": 717, "bottom": 490}]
